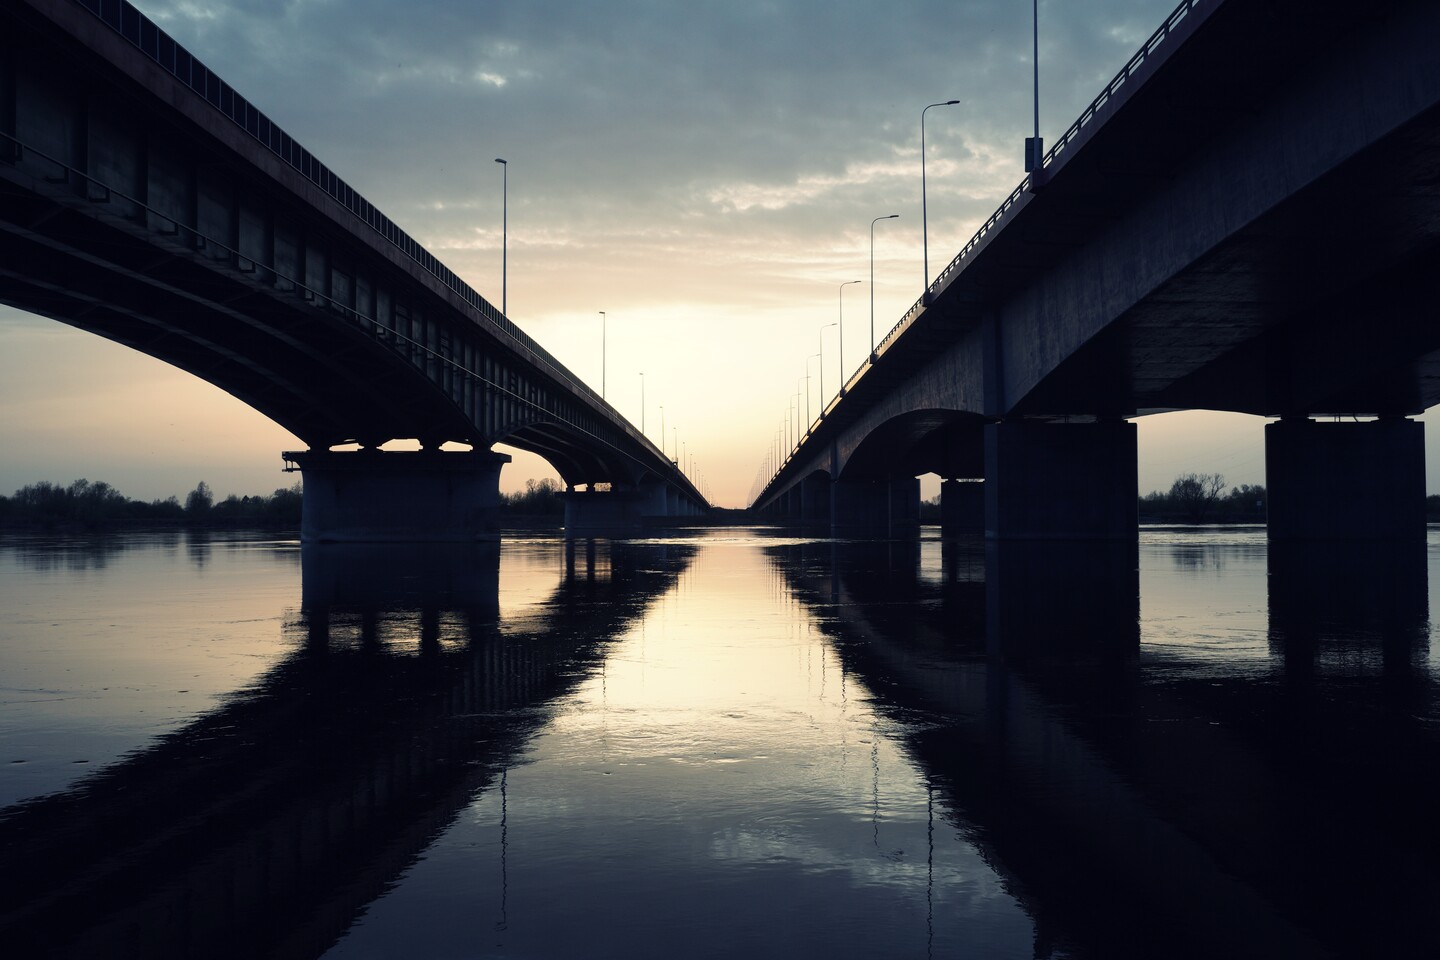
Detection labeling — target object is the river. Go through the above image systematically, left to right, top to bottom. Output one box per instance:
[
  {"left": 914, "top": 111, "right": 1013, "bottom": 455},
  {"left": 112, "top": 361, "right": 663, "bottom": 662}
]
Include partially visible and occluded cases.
[{"left": 2, "top": 526, "right": 1438, "bottom": 958}]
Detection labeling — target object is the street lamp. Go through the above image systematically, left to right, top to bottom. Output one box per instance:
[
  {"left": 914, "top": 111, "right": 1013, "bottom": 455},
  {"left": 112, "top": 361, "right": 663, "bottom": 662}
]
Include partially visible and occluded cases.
[
  {"left": 1025, "top": 0, "right": 1043, "bottom": 172},
  {"left": 921, "top": 100, "right": 960, "bottom": 299},
  {"left": 494, "top": 158, "right": 507, "bottom": 316},
  {"left": 870, "top": 214, "right": 899, "bottom": 360},
  {"left": 838, "top": 279, "right": 861, "bottom": 396},
  {"left": 598, "top": 311, "right": 606, "bottom": 399},
  {"left": 818, "top": 322, "right": 837, "bottom": 410},
  {"left": 805, "top": 353, "right": 819, "bottom": 426},
  {"left": 639, "top": 371, "right": 645, "bottom": 434},
  {"left": 797, "top": 376, "right": 807, "bottom": 440}
]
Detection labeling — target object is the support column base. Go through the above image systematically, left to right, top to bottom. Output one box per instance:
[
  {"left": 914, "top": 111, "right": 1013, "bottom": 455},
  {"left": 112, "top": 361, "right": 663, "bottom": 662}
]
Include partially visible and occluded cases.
[
  {"left": 1265, "top": 418, "right": 1425, "bottom": 541},
  {"left": 285, "top": 449, "right": 508, "bottom": 543}
]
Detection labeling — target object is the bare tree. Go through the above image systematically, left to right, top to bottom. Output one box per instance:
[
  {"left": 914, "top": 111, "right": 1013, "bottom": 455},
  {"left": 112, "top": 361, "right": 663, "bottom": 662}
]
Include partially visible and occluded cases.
[{"left": 1169, "top": 472, "right": 1227, "bottom": 523}]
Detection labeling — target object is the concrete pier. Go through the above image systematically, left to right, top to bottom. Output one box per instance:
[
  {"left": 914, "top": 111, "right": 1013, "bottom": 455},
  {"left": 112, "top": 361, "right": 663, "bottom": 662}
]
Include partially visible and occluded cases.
[
  {"left": 1265, "top": 417, "right": 1425, "bottom": 541},
  {"left": 984, "top": 421, "right": 1137, "bottom": 540},
  {"left": 284, "top": 449, "right": 508, "bottom": 543},
  {"left": 831, "top": 477, "right": 920, "bottom": 537},
  {"left": 941, "top": 479, "right": 985, "bottom": 537}
]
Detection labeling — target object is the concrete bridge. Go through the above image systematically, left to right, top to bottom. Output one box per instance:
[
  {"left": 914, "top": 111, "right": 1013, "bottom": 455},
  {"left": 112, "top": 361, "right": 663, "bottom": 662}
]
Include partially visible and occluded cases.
[
  {"left": 0, "top": 0, "right": 705, "bottom": 540},
  {"left": 753, "top": 0, "right": 1440, "bottom": 542}
]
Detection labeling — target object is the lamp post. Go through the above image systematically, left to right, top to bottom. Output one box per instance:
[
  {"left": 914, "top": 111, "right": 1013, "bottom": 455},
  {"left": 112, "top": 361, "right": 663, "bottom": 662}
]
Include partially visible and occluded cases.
[
  {"left": 1025, "top": 0, "right": 1043, "bottom": 172},
  {"left": 921, "top": 100, "right": 960, "bottom": 298},
  {"left": 494, "top": 158, "right": 507, "bottom": 316},
  {"left": 870, "top": 214, "right": 899, "bottom": 360},
  {"left": 838, "top": 280, "right": 860, "bottom": 396},
  {"left": 598, "top": 311, "right": 606, "bottom": 399},
  {"left": 818, "top": 322, "right": 837, "bottom": 410},
  {"left": 805, "top": 353, "right": 819, "bottom": 426},
  {"left": 639, "top": 372, "right": 645, "bottom": 434},
  {"left": 797, "top": 376, "right": 808, "bottom": 439},
  {"left": 660, "top": 405, "right": 665, "bottom": 452}
]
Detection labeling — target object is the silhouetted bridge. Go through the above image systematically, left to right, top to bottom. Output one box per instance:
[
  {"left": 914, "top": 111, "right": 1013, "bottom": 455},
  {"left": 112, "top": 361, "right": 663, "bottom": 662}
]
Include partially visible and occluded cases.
[
  {"left": 0, "top": 0, "right": 704, "bottom": 540},
  {"left": 753, "top": 0, "right": 1440, "bottom": 542}
]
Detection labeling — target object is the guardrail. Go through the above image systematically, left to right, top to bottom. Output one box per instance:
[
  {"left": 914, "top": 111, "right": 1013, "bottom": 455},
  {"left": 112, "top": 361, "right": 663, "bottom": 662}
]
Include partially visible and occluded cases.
[
  {"left": 875, "top": 0, "right": 1203, "bottom": 358},
  {"left": 1, "top": 130, "right": 701, "bottom": 498}
]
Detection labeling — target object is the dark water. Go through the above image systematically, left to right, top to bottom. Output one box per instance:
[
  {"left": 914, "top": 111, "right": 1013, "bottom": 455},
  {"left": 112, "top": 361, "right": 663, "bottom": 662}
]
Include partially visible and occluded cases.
[{"left": 2, "top": 526, "right": 1439, "bottom": 958}]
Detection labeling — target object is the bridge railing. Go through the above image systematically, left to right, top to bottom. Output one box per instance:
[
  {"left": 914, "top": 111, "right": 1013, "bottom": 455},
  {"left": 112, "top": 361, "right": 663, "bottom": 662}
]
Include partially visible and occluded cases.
[
  {"left": 68, "top": 0, "right": 625, "bottom": 433},
  {"left": 756, "top": 0, "right": 1205, "bottom": 507},
  {"left": 873, "top": 0, "right": 1204, "bottom": 361},
  {"left": 2, "top": 126, "right": 702, "bottom": 500}
]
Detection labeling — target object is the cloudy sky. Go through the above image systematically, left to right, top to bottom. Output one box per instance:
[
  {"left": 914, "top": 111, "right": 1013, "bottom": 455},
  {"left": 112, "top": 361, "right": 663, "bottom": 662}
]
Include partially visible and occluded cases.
[{"left": 5, "top": 0, "right": 1399, "bottom": 507}]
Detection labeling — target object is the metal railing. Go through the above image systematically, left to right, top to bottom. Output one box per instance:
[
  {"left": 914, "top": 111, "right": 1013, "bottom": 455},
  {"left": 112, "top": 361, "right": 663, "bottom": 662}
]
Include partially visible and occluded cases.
[{"left": 754, "top": 0, "right": 1206, "bottom": 507}]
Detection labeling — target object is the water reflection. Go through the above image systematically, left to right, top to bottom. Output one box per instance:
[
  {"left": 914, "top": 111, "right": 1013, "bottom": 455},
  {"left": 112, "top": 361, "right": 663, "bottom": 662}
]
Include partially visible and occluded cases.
[
  {"left": 3, "top": 528, "right": 1438, "bottom": 958},
  {"left": 768, "top": 531, "right": 1440, "bottom": 959},
  {"left": 0, "top": 537, "right": 694, "bottom": 959}
]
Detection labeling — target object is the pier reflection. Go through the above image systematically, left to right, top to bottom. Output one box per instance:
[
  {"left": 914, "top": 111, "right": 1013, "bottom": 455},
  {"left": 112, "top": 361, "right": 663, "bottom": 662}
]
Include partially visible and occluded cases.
[
  {"left": 767, "top": 532, "right": 1439, "bottom": 959},
  {"left": 0, "top": 537, "right": 694, "bottom": 959}
]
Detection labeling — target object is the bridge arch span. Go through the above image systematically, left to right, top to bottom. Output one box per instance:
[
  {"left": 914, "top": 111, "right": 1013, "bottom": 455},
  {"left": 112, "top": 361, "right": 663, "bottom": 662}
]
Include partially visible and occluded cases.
[
  {"left": 0, "top": 0, "right": 703, "bottom": 538},
  {"left": 835, "top": 409, "right": 989, "bottom": 483}
]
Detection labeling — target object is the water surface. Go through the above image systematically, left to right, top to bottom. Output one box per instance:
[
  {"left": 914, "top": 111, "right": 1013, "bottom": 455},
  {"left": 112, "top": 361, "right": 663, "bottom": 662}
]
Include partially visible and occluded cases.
[{"left": 2, "top": 526, "right": 1438, "bottom": 958}]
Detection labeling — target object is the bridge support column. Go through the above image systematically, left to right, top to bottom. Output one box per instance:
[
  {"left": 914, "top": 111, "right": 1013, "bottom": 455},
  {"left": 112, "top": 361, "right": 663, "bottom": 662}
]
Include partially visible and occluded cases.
[
  {"left": 1265, "top": 417, "right": 1424, "bottom": 541},
  {"left": 984, "top": 421, "right": 1137, "bottom": 540},
  {"left": 285, "top": 449, "right": 509, "bottom": 543},
  {"left": 800, "top": 474, "right": 831, "bottom": 525},
  {"left": 831, "top": 477, "right": 920, "bottom": 537},
  {"left": 941, "top": 479, "right": 984, "bottom": 536},
  {"left": 637, "top": 480, "right": 670, "bottom": 519},
  {"left": 564, "top": 486, "right": 650, "bottom": 536}
]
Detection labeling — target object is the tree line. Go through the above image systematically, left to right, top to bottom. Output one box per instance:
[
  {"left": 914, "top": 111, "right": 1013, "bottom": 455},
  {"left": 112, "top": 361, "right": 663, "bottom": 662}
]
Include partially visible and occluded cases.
[
  {"left": 0, "top": 475, "right": 567, "bottom": 529},
  {"left": 0, "top": 478, "right": 302, "bottom": 528}
]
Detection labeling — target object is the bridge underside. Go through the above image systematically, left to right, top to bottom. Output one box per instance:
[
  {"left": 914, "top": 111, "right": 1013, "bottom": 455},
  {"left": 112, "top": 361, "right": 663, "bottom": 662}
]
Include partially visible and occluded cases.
[
  {"left": 0, "top": 0, "right": 704, "bottom": 539},
  {"left": 756, "top": 0, "right": 1439, "bottom": 544}
]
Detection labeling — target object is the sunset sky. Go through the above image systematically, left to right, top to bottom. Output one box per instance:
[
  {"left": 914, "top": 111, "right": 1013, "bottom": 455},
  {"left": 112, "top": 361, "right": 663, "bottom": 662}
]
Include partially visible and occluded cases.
[{"left": 3, "top": 0, "right": 1429, "bottom": 507}]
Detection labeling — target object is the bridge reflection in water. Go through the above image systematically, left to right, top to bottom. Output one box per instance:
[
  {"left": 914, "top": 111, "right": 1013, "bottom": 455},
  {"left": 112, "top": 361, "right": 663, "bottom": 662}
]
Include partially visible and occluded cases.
[
  {"left": 2, "top": 530, "right": 1437, "bottom": 958},
  {"left": 765, "top": 532, "right": 1436, "bottom": 959},
  {"left": 0, "top": 536, "right": 696, "bottom": 959}
]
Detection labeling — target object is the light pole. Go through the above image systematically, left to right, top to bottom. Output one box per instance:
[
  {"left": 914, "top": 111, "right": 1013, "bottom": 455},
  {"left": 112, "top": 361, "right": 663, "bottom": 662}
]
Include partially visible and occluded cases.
[
  {"left": 1025, "top": 0, "right": 1043, "bottom": 172},
  {"left": 921, "top": 100, "right": 960, "bottom": 298},
  {"left": 494, "top": 158, "right": 507, "bottom": 315},
  {"left": 870, "top": 214, "right": 899, "bottom": 360},
  {"left": 838, "top": 280, "right": 860, "bottom": 396},
  {"left": 598, "top": 311, "right": 606, "bottom": 399},
  {"left": 818, "top": 322, "right": 836, "bottom": 409},
  {"left": 805, "top": 353, "right": 819, "bottom": 426},
  {"left": 639, "top": 372, "right": 645, "bottom": 434},
  {"left": 796, "top": 377, "right": 807, "bottom": 440},
  {"left": 660, "top": 405, "right": 665, "bottom": 452}
]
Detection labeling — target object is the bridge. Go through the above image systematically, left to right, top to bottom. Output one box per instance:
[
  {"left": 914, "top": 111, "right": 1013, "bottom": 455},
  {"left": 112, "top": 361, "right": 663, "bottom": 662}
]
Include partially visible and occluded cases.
[
  {"left": 0, "top": 0, "right": 705, "bottom": 541},
  {"left": 752, "top": 0, "right": 1440, "bottom": 542}
]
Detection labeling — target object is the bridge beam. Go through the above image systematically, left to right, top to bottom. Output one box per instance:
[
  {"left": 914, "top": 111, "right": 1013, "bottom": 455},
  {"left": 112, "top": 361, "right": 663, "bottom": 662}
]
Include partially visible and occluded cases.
[
  {"left": 1265, "top": 417, "right": 1425, "bottom": 541},
  {"left": 984, "top": 421, "right": 1137, "bottom": 540},
  {"left": 286, "top": 449, "right": 510, "bottom": 543}
]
